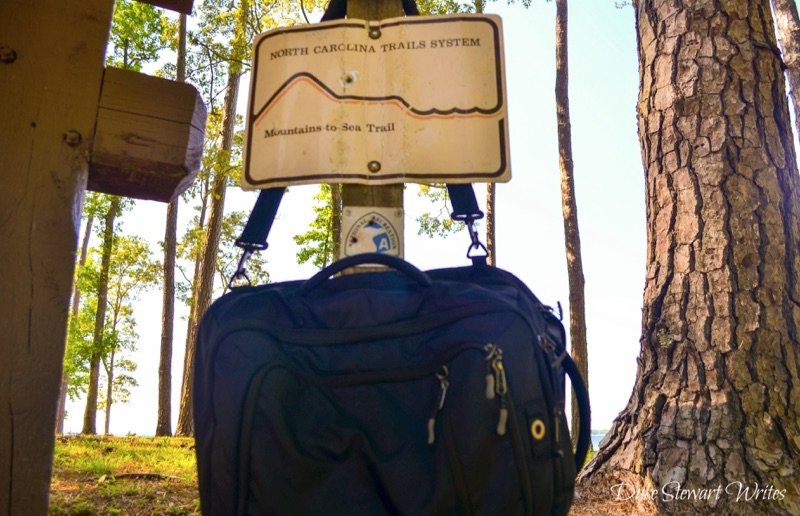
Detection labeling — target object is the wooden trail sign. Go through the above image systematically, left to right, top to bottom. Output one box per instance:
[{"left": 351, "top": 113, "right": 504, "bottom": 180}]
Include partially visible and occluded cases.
[
  {"left": 243, "top": 14, "right": 510, "bottom": 189},
  {"left": 89, "top": 67, "right": 206, "bottom": 202}
]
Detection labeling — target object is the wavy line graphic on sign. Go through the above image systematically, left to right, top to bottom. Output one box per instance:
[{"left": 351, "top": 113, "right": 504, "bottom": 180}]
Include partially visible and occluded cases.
[
  {"left": 242, "top": 14, "right": 510, "bottom": 188},
  {"left": 252, "top": 71, "right": 503, "bottom": 127}
]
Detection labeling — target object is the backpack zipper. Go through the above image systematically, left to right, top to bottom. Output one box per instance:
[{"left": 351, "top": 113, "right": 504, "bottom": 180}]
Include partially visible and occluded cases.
[
  {"left": 235, "top": 341, "right": 535, "bottom": 515},
  {"left": 235, "top": 341, "right": 488, "bottom": 515},
  {"left": 485, "top": 343, "right": 533, "bottom": 513},
  {"left": 427, "top": 366, "right": 450, "bottom": 445}
]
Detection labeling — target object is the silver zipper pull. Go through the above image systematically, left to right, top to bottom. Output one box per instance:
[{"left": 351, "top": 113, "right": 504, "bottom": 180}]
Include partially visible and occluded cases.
[
  {"left": 484, "top": 344, "right": 499, "bottom": 399},
  {"left": 491, "top": 351, "right": 510, "bottom": 436},
  {"left": 492, "top": 352, "right": 508, "bottom": 397},
  {"left": 427, "top": 366, "right": 450, "bottom": 445},
  {"left": 436, "top": 366, "right": 450, "bottom": 409},
  {"left": 486, "top": 373, "right": 496, "bottom": 399},
  {"left": 497, "top": 404, "right": 509, "bottom": 436}
]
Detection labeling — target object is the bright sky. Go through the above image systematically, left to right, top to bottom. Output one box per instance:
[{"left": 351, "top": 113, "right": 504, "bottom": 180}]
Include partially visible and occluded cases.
[{"left": 62, "top": 0, "right": 645, "bottom": 436}]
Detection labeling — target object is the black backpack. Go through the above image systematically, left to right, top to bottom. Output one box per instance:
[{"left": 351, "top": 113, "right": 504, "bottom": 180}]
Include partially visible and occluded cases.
[{"left": 193, "top": 186, "right": 591, "bottom": 515}]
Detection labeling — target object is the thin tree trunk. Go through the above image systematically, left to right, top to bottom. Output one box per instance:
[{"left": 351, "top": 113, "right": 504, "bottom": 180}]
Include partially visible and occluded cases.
[
  {"left": 473, "top": 0, "right": 495, "bottom": 265},
  {"left": 555, "top": 0, "right": 589, "bottom": 451},
  {"left": 772, "top": 0, "right": 800, "bottom": 141},
  {"left": 176, "top": 1, "right": 250, "bottom": 436},
  {"left": 580, "top": 1, "right": 800, "bottom": 514},
  {"left": 156, "top": 13, "right": 187, "bottom": 438},
  {"left": 174, "top": 180, "right": 210, "bottom": 436},
  {"left": 486, "top": 183, "right": 496, "bottom": 265},
  {"left": 331, "top": 184, "right": 342, "bottom": 261},
  {"left": 82, "top": 197, "right": 121, "bottom": 435},
  {"left": 157, "top": 201, "right": 178, "bottom": 436},
  {"left": 56, "top": 212, "right": 94, "bottom": 434},
  {"left": 104, "top": 347, "right": 115, "bottom": 435}
]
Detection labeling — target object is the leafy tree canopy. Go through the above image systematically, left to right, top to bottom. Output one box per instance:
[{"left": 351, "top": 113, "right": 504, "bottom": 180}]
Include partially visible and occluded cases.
[{"left": 106, "top": 0, "right": 169, "bottom": 71}]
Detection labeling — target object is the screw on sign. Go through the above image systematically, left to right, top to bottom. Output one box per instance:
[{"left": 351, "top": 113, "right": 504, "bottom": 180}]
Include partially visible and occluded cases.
[{"left": 0, "top": 46, "right": 17, "bottom": 63}]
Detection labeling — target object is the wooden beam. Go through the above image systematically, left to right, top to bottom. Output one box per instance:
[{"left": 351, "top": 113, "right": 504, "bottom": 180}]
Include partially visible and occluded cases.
[
  {"left": 136, "top": 0, "right": 193, "bottom": 14},
  {"left": 341, "top": 0, "right": 405, "bottom": 259},
  {"left": 0, "top": 1, "right": 114, "bottom": 513},
  {"left": 89, "top": 67, "right": 207, "bottom": 202}
]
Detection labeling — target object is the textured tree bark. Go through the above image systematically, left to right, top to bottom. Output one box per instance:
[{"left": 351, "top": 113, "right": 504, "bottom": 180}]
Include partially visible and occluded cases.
[
  {"left": 474, "top": 0, "right": 496, "bottom": 267},
  {"left": 554, "top": 0, "right": 589, "bottom": 451},
  {"left": 771, "top": 0, "right": 800, "bottom": 140},
  {"left": 579, "top": 1, "right": 800, "bottom": 514},
  {"left": 176, "top": 2, "right": 249, "bottom": 436},
  {"left": 156, "top": 14, "right": 187, "bottom": 438},
  {"left": 175, "top": 177, "right": 209, "bottom": 435},
  {"left": 486, "top": 183, "right": 496, "bottom": 265},
  {"left": 82, "top": 197, "right": 121, "bottom": 435},
  {"left": 157, "top": 199, "right": 178, "bottom": 436}
]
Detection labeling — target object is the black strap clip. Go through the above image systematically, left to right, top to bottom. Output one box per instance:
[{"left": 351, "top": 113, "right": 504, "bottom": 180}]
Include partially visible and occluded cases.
[
  {"left": 446, "top": 184, "right": 488, "bottom": 259},
  {"left": 465, "top": 218, "right": 488, "bottom": 259},
  {"left": 228, "top": 248, "right": 255, "bottom": 290}
]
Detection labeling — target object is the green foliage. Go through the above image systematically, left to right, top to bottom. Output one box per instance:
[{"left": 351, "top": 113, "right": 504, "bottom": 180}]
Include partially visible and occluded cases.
[
  {"left": 106, "top": 0, "right": 168, "bottom": 71},
  {"left": 417, "top": 0, "right": 472, "bottom": 14},
  {"left": 416, "top": 184, "right": 466, "bottom": 238},
  {"left": 294, "top": 185, "right": 335, "bottom": 269},
  {"left": 176, "top": 208, "right": 270, "bottom": 297},
  {"left": 215, "top": 210, "right": 270, "bottom": 292},
  {"left": 65, "top": 235, "right": 160, "bottom": 409},
  {"left": 64, "top": 277, "right": 98, "bottom": 401}
]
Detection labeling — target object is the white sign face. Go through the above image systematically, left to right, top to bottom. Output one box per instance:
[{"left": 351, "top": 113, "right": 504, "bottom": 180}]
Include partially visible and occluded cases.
[
  {"left": 243, "top": 15, "right": 509, "bottom": 189},
  {"left": 341, "top": 206, "right": 404, "bottom": 258}
]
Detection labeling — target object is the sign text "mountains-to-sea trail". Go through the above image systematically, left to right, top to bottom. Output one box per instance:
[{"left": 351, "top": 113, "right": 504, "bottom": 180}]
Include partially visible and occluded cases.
[
  {"left": 269, "top": 38, "right": 482, "bottom": 60},
  {"left": 265, "top": 122, "right": 396, "bottom": 138}
]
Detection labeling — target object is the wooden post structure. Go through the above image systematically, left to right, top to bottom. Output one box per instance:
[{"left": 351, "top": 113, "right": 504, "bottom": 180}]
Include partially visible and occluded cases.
[
  {"left": 341, "top": 0, "right": 405, "bottom": 258},
  {"left": 0, "top": 1, "right": 200, "bottom": 513},
  {"left": 0, "top": 2, "right": 115, "bottom": 513}
]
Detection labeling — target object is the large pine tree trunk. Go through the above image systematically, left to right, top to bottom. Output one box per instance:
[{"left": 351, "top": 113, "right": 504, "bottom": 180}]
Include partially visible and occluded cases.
[
  {"left": 554, "top": 0, "right": 589, "bottom": 451},
  {"left": 771, "top": 0, "right": 800, "bottom": 140},
  {"left": 175, "top": 1, "right": 250, "bottom": 436},
  {"left": 579, "top": 1, "right": 800, "bottom": 514},
  {"left": 175, "top": 159, "right": 229, "bottom": 436},
  {"left": 82, "top": 197, "right": 121, "bottom": 435},
  {"left": 56, "top": 212, "right": 94, "bottom": 434}
]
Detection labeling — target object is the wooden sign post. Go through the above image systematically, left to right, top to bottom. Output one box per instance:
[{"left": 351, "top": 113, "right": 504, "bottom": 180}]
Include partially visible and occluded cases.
[
  {"left": 342, "top": 0, "right": 405, "bottom": 260},
  {"left": 0, "top": 1, "right": 200, "bottom": 513},
  {"left": 1, "top": 3, "right": 116, "bottom": 513}
]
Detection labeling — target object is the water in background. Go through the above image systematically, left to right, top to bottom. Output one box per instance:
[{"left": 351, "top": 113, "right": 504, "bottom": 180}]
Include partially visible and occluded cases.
[{"left": 591, "top": 429, "right": 608, "bottom": 450}]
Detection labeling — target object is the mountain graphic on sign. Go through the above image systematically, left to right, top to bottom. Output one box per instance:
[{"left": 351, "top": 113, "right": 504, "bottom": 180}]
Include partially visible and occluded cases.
[{"left": 252, "top": 72, "right": 503, "bottom": 125}]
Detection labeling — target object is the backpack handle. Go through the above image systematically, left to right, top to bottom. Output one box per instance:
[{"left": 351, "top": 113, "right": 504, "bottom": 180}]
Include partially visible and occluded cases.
[
  {"left": 299, "top": 253, "right": 432, "bottom": 294},
  {"left": 562, "top": 353, "right": 591, "bottom": 469}
]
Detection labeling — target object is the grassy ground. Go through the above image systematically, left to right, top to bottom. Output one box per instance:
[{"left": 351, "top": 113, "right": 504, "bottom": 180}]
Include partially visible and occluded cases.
[
  {"left": 49, "top": 435, "right": 200, "bottom": 515},
  {"left": 50, "top": 436, "right": 634, "bottom": 515}
]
